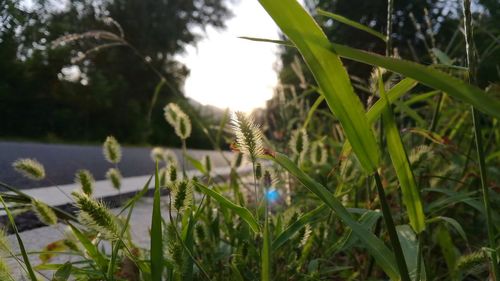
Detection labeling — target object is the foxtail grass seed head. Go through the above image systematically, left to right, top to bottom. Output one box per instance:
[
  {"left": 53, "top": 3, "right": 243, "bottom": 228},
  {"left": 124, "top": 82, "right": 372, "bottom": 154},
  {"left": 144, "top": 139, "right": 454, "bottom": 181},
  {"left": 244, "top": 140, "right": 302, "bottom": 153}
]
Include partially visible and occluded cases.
[
  {"left": 164, "top": 103, "right": 183, "bottom": 127},
  {"left": 232, "top": 111, "right": 264, "bottom": 163},
  {"left": 175, "top": 113, "right": 192, "bottom": 140},
  {"left": 289, "top": 128, "right": 309, "bottom": 163},
  {"left": 103, "top": 136, "right": 122, "bottom": 164},
  {"left": 310, "top": 141, "right": 327, "bottom": 165},
  {"left": 150, "top": 147, "right": 165, "bottom": 163},
  {"left": 164, "top": 150, "right": 179, "bottom": 167},
  {"left": 232, "top": 152, "right": 243, "bottom": 168},
  {"left": 204, "top": 155, "right": 211, "bottom": 174},
  {"left": 12, "top": 158, "right": 45, "bottom": 180},
  {"left": 255, "top": 162, "right": 262, "bottom": 180},
  {"left": 167, "top": 164, "right": 178, "bottom": 183},
  {"left": 106, "top": 168, "right": 122, "bottom": 190},
  {"left": 75, "top": 169, "right": 95, "bottom": 196},
  {"left": 172, "top": 180, "right": 193, "bottom": 212},
  {"left": 72, "top": 192, "right": 119, "bottom": 240},
  {"left": 31, "top": 199, "right": 57, "bottom": 225},
  {"left": 300, "top": 224, "right": 312, "bottom": 247},
  {"left": 0, "top": 229, "right": 11, "bottom": 254},
  {"left": 456, "top": 250, "right": 486, "bottom": 272},
  {"left": 0, "top": 258, "right": 13, "bottom": 281}
]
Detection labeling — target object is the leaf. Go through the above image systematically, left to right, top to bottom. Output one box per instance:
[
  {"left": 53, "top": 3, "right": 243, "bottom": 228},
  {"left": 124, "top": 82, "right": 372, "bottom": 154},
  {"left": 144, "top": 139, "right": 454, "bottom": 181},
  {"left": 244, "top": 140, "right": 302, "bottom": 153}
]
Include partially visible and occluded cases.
[
  {"left": 259, "top": 0, "right": 380, "bottom": 172},
  {"left": 316, "top": 9, "right": 386, "bottom": 42},
  {"left": 240, "top": 35, "right": 500, "bottom": 119},
  {"left": 329, "top": 42, "right": 500, "bottom": 119},
  {"left": 381, "top": 86, "right": 426, "bottom": 233},
  {"left": 302, "top": 95, "right": 325, "bottom": 130},
  {"left": 268, "top": 152, "right": 399, "bottom": 280},
  {"left": 185, "top": 153, "right": 207, "bottom": 175},
  {"left": 150, "top": 162, "right": 164, "bottom": 281},
  {"left": 193, "top": 182, "right": 260, "bottom": 233},
  {"left": 0, "top": 195, "right": 38, "bottom": 281},
  {"left": 273, "top": 204, "right": 327, "bottom": 251},
  {"left": 261, "top": 206, "right": 271, "bottom": 281},
  {"left": 427, "top": 216, "right": 468, "bottom": 243},
  {"left": 68, "top": 222, "right": 108, "bottom": 271},
  {"left": 396, "top": 225, "right": 427, "bottom": 281},
  {"left": 52, "top": 262, "right": 72, "bottom": 281}
]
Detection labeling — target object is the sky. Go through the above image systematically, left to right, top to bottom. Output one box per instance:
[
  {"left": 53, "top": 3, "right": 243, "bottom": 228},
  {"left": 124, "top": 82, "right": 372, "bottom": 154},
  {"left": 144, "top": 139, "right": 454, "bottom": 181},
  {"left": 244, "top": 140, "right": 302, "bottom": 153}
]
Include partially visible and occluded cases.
[{"left": 177, "top": 1, "right": 281, "bottom": 113}]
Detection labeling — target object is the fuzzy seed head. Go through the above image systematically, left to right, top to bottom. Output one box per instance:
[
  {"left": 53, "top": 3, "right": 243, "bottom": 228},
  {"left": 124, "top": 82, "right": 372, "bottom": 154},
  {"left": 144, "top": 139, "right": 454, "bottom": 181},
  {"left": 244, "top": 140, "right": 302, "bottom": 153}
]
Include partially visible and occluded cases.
[
  {"left": 163, "top": 103, "right": 182, "bottom": 127},
  {"left": 232, "top": 111, "right": 264, "bottom": 163},
  {"left": 176, "top": 114, "right": 192, "bottom": 140},
  {"left": 289, "top": 128, "right": 309, "bottom": 163},
  {"left": 103, "top": 136, "right": 122, "bottom": 164},
  {"left": 310, "top": 141, "right": 327, "bottom": 165},
  {"left": 150, "top": 147, "right": 165, "bottom": 163},
  {"left": 164, "top": 150, "right": 179, "bottom": 167},
  {"left": 232, "top": 152, "right": 243, "bottom": 168},
  {"left": 204, "top": 155, "right": 212, "bottom": 174},
  {"left": 12, "top": 158, "right": 45, "bottom": 180},
  {"left": 255, "top": 162, "right": 262, "bottom": 180},
  {"left": 167, "top": 164, "right": 177, "bottom": 183},
  {"left": 106, "top": 168, "right": 122, "bottom": 190},
  {"left": 75, "top": 169, "right": 95, "bottom": 196},
  {"left": 171, "top": 181, "right": 193, "bottom": 212},
  {"left": 72, "top": 192, "right": 120, "bottom": 240},
  {"left": 31, "top": 199, "right": 57, "bottom": 225},
  {"left": 300, "top": 224, "right": 312, "bottom": 247},
  {"left": 0, "top": 229, "right": 11, "bottom": 254},
  {"left": 456, "top": 250, "right": 486, "bottom": 272},
  {"left": 0, "top": 258, "right": 13, "bottom": 281}
]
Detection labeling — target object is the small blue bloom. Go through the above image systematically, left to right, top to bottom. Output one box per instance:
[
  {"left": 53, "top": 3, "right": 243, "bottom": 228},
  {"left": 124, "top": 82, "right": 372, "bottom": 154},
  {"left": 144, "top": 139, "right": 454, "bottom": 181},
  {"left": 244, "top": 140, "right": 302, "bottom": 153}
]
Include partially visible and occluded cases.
[{"left": 266, "top": 188, "right": 279, "bottom": 202}]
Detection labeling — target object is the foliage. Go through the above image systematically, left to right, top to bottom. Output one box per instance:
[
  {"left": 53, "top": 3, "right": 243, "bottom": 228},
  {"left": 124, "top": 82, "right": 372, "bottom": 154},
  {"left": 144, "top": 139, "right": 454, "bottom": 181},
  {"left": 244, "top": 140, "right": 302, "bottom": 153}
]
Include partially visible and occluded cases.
[{"left": 0, "top": 1, "right": 499, "bottom": 280}]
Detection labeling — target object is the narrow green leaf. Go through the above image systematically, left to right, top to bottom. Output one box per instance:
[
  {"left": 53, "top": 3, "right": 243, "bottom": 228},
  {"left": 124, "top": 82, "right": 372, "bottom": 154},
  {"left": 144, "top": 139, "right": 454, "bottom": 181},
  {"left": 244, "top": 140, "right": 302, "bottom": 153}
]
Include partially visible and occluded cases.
[
  {"left": 259, "top": 0, "right": 380, "bottom": 172},
  {"left": 316, "top": 9, "right": 386, "bottom": 42},
  {"left": 240, "top": 35, "right": 500, "bottom": 119},
  {"left": 329, "top": 43, "right": 500, "bottom": 119},
  {"left": 381, "top": 87, "right": 426, "bottom": 233},
  {"left": 302, "top": 95, "right": 325, "bottom": 130},
  {"left": 268, "top": 153, "right": 399, "bottom": 280},
  {"left": 185, "top": 154, "right": 207, "bottom": 175},
  {"left": 151, "top": 162, "right": 164, "bottom": 281},
  {"left": 118, "top": 175, "right": 152, "bottom": 215},
  {"left": 193, "top": 182, "right": 260, "bottom": 233},
  {"left": 0, "top": 195, "right": 38, "bottom": 281},
  {"left": 261, "top": 204, "right": 271, "bottom": 281},
  {"left": 273, "top": 204, "right": 327, "bottom": 251},
  {"left": 427, "top": 216, "right": 468, "bottom": 243},
  {"left": 68, "top": 222, "right": 108, "bottom": 270},
  {"left": 396, "top": 225, "right": 427, "bottom": 281},
  {"left": 52, "top": 262, "right": 72, "bottom": 281}
]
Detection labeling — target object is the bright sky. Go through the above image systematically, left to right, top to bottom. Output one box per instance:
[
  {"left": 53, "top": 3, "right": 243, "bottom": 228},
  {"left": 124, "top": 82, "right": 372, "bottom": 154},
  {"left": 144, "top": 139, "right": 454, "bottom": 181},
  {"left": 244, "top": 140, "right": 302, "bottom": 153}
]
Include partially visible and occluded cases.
[{"left": 177, "top": 1, "right": 280, "bottom": 113}]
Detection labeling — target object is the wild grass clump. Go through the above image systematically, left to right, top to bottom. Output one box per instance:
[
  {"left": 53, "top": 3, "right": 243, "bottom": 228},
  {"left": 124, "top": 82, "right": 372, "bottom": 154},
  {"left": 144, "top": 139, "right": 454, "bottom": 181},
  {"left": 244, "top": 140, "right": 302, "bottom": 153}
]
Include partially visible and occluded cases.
[{"left": 0, "top": 1, "right": 499, "bottom": 280}]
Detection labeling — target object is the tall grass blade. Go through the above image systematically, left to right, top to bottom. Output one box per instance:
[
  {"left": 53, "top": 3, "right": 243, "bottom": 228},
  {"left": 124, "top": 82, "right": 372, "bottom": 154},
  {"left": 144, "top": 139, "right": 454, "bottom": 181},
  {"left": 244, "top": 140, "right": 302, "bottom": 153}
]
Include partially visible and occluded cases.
[
  {"left": 258, "top": 0, "right": 380, "bottom": 172},
  {"left": 316, "top": 9, "right": 386, "bottom": 42},
  {"left": 240, "top": 35, "right": 500, "bottom": 119},
  {"left": 381, "top": 88, "right": 426, "bottom": 233},
  {"left": 268, "top": 153, "right": 399, "bottom": 280},
  {"left": 151, "top": 162, "right": 164, "bottom": 281},
  {"left": 193, "top": 182, "right": 260, "bottom": 233},
  {"left": 0, "top": 196, "right": 38, "bottom": 281},
  {"left": 261, "top": 202, "right": 271, "bottom": 281},
  {"left": 67, "top": 222, "right": 108, "bottom": 272},
  {"left": 396, "top": 225, "right": 427, "bottom": 281},
  {"left": 53, "top": 262, "right": 72, "bottom": 281}
]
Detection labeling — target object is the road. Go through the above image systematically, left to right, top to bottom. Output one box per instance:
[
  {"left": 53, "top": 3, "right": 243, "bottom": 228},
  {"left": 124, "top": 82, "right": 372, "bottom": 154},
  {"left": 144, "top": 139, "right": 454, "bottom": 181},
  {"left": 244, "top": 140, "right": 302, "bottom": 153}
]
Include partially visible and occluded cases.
[{"left": 0, "top": 141, "right": 232, "bottom": 190}]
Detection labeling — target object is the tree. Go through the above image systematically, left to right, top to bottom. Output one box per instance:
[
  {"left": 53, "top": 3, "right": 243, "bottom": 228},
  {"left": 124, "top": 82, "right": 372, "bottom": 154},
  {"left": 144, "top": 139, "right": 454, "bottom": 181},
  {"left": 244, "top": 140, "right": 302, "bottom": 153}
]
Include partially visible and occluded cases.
[{"left": 0, "top": 0, "right": 232, "bottom": 147}]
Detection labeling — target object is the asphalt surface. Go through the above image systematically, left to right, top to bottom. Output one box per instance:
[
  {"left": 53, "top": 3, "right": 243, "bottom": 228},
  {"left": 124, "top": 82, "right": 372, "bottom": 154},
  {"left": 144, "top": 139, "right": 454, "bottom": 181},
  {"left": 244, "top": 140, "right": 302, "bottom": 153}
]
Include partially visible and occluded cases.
[{"left": 0, "top": 141, "right": 232, "bottom": 190}]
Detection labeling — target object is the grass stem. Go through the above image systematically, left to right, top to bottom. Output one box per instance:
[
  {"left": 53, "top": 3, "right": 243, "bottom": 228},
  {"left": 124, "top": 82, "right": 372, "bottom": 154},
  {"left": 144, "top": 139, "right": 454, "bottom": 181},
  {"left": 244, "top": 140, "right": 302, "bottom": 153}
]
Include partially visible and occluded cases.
[{"left": 373, "top": 171, "right": 411, "bottom": 281}]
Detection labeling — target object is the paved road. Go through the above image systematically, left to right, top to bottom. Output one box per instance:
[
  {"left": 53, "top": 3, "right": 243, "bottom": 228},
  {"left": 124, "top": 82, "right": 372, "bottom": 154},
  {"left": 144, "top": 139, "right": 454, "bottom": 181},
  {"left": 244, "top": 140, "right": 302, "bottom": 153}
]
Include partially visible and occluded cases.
[{"left": 0, "top": 141, "right": 232, "bottom": 190}]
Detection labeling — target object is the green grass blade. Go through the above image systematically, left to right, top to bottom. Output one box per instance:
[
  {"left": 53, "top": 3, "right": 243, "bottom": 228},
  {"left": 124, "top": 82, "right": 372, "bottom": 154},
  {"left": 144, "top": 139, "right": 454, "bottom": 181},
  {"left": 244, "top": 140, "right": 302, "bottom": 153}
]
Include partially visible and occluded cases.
[
  {"left": 258, "top": 0, "right": 380, "bottom": 172},
  {"left": 316, "top": 9, "right": 386, "bottom": 42},
  {"left": 240, "top": 35, "right": 500, "bottom": 119},
  {"left": 329, "top": 43, "right": 500, "bottom": 119},
  {"left": 381, "top": 89, "right": 426, "bottom": 233},
  {"left": 302, "top": 95, "right": 325, "bottom": 130},
  {"left": 185, "top": 153, "right": 207, "bottom": 175},
  {"left": 268, "top": 153, "right": 399, "bottom": 280},
  {"left": 150, "top": 162, "right": 163, "bottom": 281},
  {"left": 118, "top": 175, "right": 152, "bottom": 215},
  {"left": 193, "top": 182, "right": 260, "bottom": 233},
  {"left": 0, "top": 195, "right": 38, "bottom": 281},
  {"left": 261, "top": 202, "right": 271, "bottom": 281},
  {"left": 273, "top": 204, "right": 327, "bottom": 251},
  {"left": 67, "top": 222, "right": 108, "bottom": 271},
  {"left": 396, "top": 225, "right": 427, "bottom": 281},
  {"left": 53, "top": 262, "right": 72, "bottom": 281}
]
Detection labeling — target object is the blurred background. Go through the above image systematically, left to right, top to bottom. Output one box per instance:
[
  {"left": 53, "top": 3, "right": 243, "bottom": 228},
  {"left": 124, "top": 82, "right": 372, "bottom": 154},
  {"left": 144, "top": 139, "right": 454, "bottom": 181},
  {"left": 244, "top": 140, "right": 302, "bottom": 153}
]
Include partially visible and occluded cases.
[{"left": 1, "top": 0, "right": 499, "bottom": 149}]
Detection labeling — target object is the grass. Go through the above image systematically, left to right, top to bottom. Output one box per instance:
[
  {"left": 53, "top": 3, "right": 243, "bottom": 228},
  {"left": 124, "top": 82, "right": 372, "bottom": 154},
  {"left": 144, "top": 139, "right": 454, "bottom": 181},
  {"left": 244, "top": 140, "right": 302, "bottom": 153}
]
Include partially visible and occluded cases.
[{"left": 0, "top": 0, "right": 499, "bottom": 280}]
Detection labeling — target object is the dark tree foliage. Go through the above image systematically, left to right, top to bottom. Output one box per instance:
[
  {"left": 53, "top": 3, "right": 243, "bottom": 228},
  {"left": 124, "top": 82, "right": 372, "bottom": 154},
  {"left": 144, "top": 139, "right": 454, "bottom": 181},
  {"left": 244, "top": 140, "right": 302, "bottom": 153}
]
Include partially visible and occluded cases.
[{"left": 0, "top": 0, "right": 231, "bottom": 147}]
